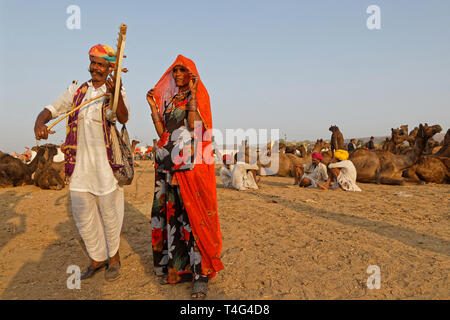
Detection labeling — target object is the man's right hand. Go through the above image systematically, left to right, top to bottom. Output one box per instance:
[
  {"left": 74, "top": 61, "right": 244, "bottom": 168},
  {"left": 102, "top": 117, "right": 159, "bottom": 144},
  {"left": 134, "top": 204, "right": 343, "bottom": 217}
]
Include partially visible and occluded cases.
[
  {"left": 34, "top": 109, "right": 54, "bottom": 140},
  {"left": 34, "top": 124, "right": 54, "bottom": 140},
  {"left": 34, "top": 124, "right": 48, "bottom": 140}
]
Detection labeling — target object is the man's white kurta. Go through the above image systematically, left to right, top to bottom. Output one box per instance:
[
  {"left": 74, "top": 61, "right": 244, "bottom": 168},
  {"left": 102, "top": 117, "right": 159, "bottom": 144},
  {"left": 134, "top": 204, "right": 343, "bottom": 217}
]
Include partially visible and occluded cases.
[
  {"left": 45, "top": 81, "right": 130, "bottom": 196},
  {"left": 328, "top": 160, "right": 362, "bottom": 192},
  {"left": 231, "top": 162, "right": 259, "bottom": 191}
]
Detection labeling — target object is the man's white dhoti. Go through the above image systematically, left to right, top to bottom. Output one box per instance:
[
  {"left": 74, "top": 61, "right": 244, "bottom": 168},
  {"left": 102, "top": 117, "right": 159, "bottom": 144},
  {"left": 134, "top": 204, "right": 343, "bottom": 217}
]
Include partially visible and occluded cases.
[{"left": 70, "top": 188, "right": 124, "bottom": 261}]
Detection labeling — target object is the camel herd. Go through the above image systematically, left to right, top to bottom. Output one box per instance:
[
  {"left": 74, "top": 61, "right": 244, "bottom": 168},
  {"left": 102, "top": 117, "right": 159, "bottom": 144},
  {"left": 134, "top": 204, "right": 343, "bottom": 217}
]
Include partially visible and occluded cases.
[
  {"left": 1, "top": 123, "right": 449, "bottom": 190},
  {"left": 240, "top": 123, "right": 450, "bottom": 185},
  {"left": 0, "top": 144, "right": 66, "bottom": 190}
]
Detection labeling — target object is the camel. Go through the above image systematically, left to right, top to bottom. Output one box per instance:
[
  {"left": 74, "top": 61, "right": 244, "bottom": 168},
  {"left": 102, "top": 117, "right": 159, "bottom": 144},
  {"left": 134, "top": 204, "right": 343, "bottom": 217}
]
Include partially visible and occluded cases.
[
  {"left": 349, "top": 123, "right": 442, "bottom": 185},
  {"left": 329, "top": 125, "right": 344, "bottom": 154},
  {"left": 407, "top": 127, "right": 419, "bottom": 146},
  {"left": 382, "top": 128, "right": 408, "bottom": 153},
  {"left": 402, "top": 128, "right": 450, "bottom": 184},
  {"left": 435, "top": 128, "right": 450, "bottom": 158},
  {"left": 423, "top": 138, "right": 441, "bottom": 155},
  {"left": 250, "top": 139, "right": 331, "bottom": 177},
  {"left": 42, "top": 144, "right": 66, "bottom": 182},
  {"left": 0, "top": 148, "right": 46, "bottom": 187},
  {"left": 33, "top": 153, "right": 65, "bottom": 190},
  {"left": 402, "top": 156, "right": 449, "bottom": 184},
  {"left": 0, "top": 166, "right": 13, "bottom": 187}
]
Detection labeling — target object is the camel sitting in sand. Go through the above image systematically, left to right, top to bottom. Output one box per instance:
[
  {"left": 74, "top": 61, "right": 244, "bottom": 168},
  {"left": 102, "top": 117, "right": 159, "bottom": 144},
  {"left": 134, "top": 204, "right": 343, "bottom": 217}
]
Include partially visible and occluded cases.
[
  {"left": 349, "top": 123, "right": 442, "bottom": 185},
  {"left": 329, "top": 125, "right": 344, "bottom": 154},
  {"left": 382, "top": 127, "right": 409, "bottom": 153},
  {"left": 402, "top": 128, "right": 450, "bottom": 184},
  {"left": 435, "top": 128, "right": 450, "bottom": 158},
  {"left": 423, "top": 138, "right": 441, "bottom": 155},
  {"left": 251, "top": 140, "right": 331, "bottom": 177},
  {"left": 34, "top": 144, "right": 66, "bottom": 183},
  {"left": 0, "top": 148, "right": 46, "bottom": 187},
  {"left": 34, "top": 154, "right": 65, "bottom": 190},
  {"left": 0, "top": 166, "right": 13, "bottom": 187}
]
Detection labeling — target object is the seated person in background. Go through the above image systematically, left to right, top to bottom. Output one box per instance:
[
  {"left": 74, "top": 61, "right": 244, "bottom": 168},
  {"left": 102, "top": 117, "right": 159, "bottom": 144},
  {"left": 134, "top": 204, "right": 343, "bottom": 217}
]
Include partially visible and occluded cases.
[
  {"left": 347, "top": 139, "right": 357, "bottom": 152},
  {"left": 319, "top": 149, "right": 361, "bottom": 192},
  {"left": 294, "top": 152, "right": 328, "bottom": 188},
  {"left": 231, "top": 153, "right": 259, "bottom": 191},
  {"left": 219, "top": 154, "right": 234, "bottom": 188}
]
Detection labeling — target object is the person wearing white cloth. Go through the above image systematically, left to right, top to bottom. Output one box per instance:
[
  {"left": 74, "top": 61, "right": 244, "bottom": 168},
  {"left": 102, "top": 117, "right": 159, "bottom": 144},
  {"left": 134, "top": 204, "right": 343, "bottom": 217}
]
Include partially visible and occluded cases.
[
  {"left": 33, "top": 44, "right": 130, "bottom": 281},
  {"left": 320, "top": 149, "right": 362, "bottom": 192},
  {"left": 231, "top": 152, "right": 260, "bottom": 191},
  {"left": 294, "top": 152, "right": 328, "bottom": 188}
]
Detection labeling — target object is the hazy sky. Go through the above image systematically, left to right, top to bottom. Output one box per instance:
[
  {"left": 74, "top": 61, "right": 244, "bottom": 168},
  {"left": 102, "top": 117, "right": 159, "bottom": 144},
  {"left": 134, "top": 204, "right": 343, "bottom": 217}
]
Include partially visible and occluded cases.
[{"left": 0, "top": 0, "right": 449, "bottom": 152}]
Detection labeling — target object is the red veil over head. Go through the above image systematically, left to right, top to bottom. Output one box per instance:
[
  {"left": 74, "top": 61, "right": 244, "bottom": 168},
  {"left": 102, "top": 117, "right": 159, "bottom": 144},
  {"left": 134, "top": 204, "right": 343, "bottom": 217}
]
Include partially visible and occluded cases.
[
  {"left": 153, "top": 55, "right": 223, "bottom": 278},
  {"left": 153, "top": 55, "right": 212, "bottom": 130}
]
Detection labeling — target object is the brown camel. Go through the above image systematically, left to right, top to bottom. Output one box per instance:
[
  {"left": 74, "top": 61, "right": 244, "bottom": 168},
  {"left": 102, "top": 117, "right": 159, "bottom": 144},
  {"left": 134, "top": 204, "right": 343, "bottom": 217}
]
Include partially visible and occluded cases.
[
  {"left": 349, "top": 123, "right": 442, "bottom": 185},
  {"left": 329, "top": 125, "right": 344, "bottom": 154},
  {"left": 382, "top": 126, "right": 410, "bottom": 153},
  {"left": 407, "top": 126, "right": 419, "bottom": 147},
  {"left": 402, "top": 128, "right": 450, "bottom": 184},
  {"left": 435, "top": 128, "right": 450, "bottom": 158},
  {"left": 253, "top": 140, "right": 331, "bottom": 177},
  {"left": 35, "top": 144, "right": 66, "bottom": 184},
  {"left": 0, "top": 148, "right": 46, "bottom": 187},
  {"left": 34, "top": 154, "right": 65, "bottom": 190},
  {"left": 402, "top": 156, "right": 449, "bottom": 184},
  {"left": 0, "top": 167, "right": 13, "bottom": 187}
]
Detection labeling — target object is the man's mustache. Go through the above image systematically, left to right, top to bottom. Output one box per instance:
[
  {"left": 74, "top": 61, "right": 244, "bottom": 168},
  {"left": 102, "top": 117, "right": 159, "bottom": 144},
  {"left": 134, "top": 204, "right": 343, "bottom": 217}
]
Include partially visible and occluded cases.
[{"left": 88, "top": 68, "right": 107, "bottom": 76}]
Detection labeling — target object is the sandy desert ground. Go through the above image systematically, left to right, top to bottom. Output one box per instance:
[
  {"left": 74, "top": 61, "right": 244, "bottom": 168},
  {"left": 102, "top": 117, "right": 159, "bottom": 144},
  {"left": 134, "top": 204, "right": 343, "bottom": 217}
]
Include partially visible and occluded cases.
[{"left": 0, "top": 160, "right": 449, "bottom": 300}]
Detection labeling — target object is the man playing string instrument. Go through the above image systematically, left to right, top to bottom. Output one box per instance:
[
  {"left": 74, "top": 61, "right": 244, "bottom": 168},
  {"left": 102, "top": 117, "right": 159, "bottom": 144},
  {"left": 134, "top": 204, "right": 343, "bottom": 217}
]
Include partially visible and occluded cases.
[{"left": 34, "top": 44, "right": 130, "bottom": 281}]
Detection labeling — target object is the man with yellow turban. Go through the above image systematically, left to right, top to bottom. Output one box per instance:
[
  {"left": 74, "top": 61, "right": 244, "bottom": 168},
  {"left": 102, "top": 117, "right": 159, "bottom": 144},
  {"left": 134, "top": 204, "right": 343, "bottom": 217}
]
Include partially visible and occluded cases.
[
  {"left": 33, "top": 44, "right": 130, "bottom": 281},
  {"left": 319, "top": 149, "right": 362, "bottom": 192}
]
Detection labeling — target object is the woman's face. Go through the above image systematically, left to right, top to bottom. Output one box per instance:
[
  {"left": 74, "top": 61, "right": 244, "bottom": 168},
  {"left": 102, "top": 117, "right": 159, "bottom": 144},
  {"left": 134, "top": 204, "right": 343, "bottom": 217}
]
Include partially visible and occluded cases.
[{"left": 172, "top": 65, "right": 190, "bottom": 87}]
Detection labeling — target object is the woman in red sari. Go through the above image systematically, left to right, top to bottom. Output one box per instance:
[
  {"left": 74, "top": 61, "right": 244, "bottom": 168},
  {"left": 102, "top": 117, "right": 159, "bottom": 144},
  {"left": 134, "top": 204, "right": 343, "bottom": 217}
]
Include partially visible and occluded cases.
[{"left": 146, "top": 55, "right": 223, "bottom": 299}]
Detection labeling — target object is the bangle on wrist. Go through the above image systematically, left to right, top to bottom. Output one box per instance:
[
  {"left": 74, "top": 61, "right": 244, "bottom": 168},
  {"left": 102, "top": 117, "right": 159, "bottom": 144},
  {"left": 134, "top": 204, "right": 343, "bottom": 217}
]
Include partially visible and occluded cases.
[{"left": 187, "top": 101, "right": 197, "bottom": 112}]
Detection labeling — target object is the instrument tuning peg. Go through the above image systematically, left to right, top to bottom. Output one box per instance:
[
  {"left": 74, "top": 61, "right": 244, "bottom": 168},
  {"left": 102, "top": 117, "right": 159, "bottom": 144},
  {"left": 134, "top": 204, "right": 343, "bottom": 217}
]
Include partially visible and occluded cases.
[
  {"left": 123, "top": 55, "right": 127, "bottom": 58},
  {"left": 122, "top": 68, "right": 128, "bottom": 73}
]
